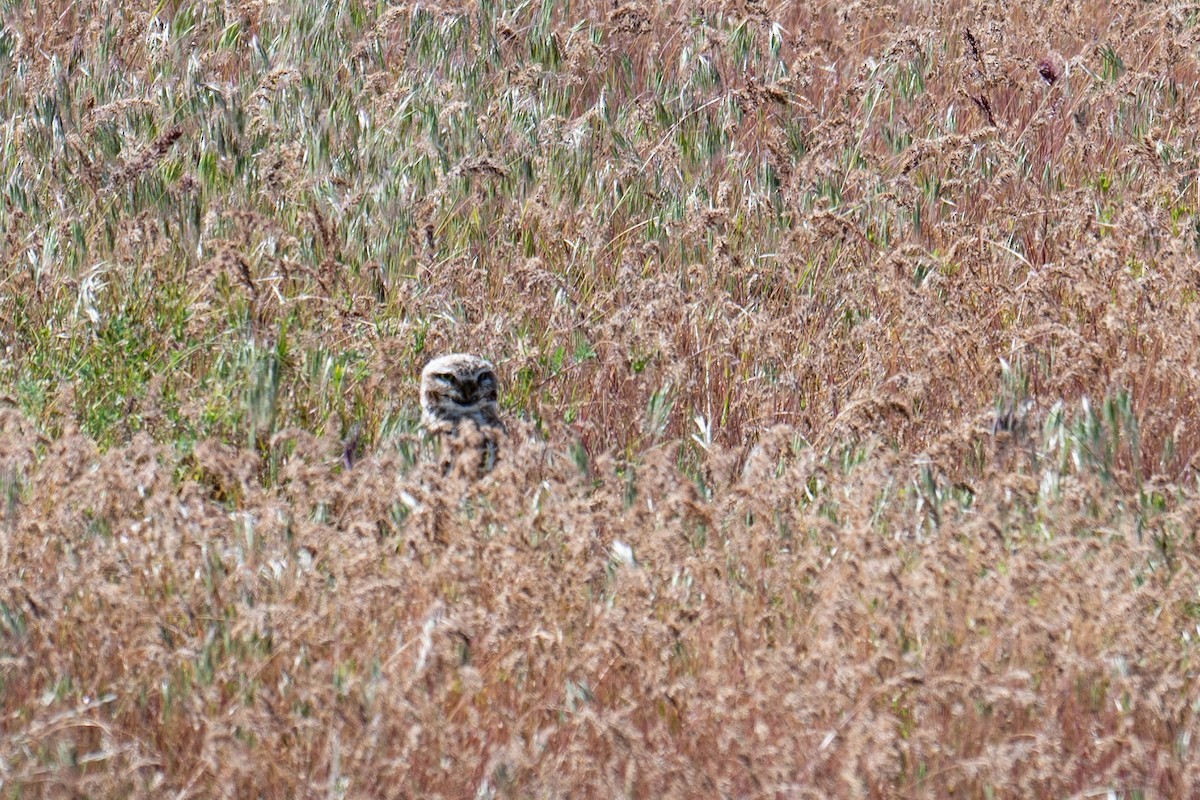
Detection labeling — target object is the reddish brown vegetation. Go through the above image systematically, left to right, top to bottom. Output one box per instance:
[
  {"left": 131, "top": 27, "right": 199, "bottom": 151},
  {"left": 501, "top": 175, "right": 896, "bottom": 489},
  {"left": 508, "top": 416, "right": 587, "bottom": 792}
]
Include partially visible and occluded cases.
[
  {"left": 3, "top": 0, "right": 1200, "bottom": 797},
  {"left": 3, "top": 413, "right": 1199, "bottom": 797}
]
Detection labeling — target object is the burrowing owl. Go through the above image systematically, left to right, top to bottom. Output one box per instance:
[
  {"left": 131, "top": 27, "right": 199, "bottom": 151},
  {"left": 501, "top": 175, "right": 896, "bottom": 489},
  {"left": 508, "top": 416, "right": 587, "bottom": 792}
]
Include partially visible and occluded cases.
[{"left": 419, "top": 353, "right": 503, "bottom": 434}]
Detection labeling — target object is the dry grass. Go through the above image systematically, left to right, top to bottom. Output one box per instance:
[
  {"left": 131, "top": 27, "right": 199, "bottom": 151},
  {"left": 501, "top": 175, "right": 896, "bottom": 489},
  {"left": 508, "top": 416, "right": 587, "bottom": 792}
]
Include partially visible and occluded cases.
[{"left": 2, "top": 0, "right": 1200, "bottom": 797}]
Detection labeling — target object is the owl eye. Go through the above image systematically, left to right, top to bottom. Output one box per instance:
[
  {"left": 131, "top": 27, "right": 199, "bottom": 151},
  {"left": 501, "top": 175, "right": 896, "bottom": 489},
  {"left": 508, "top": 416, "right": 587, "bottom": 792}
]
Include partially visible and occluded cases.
[
  {"left": 478, "top": 370, "right": 496, "bottom": 385},
  {"left": 434, "top": 372, "right": 460, "bottom": 386}
]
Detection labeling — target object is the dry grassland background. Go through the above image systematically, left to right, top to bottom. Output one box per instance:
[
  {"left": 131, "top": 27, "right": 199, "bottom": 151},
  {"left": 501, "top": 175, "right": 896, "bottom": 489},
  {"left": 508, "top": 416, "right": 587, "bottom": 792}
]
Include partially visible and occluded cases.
[{"left": 3, "top": 0, "right": 1200, "bottom": 796}]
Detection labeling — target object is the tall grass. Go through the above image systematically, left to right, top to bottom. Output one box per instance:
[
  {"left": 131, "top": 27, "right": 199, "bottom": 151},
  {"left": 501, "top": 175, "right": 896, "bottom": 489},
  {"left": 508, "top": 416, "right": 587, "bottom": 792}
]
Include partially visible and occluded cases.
[{"left": 3, "top": 0, "right": 1200, "bottom": 796}]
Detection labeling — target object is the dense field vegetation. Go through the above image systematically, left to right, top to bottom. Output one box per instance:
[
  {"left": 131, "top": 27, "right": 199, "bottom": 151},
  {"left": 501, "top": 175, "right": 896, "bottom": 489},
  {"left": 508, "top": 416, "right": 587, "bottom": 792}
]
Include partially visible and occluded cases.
[{"left": 3, "top": 0, "right": 1200, "bottom": 796}]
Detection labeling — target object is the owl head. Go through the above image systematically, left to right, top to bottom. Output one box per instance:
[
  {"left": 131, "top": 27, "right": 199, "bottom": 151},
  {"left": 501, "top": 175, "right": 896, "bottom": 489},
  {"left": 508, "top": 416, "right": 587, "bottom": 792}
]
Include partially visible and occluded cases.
[{"left": 419, "top": 353, "right": 503, "bottom": 436}]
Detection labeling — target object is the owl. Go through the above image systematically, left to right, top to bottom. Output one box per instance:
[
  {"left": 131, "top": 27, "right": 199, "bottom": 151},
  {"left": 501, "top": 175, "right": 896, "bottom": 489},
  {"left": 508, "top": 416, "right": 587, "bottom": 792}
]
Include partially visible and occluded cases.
[{"left": 419, "top": 353, "right": 504, "bottom": 472}]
